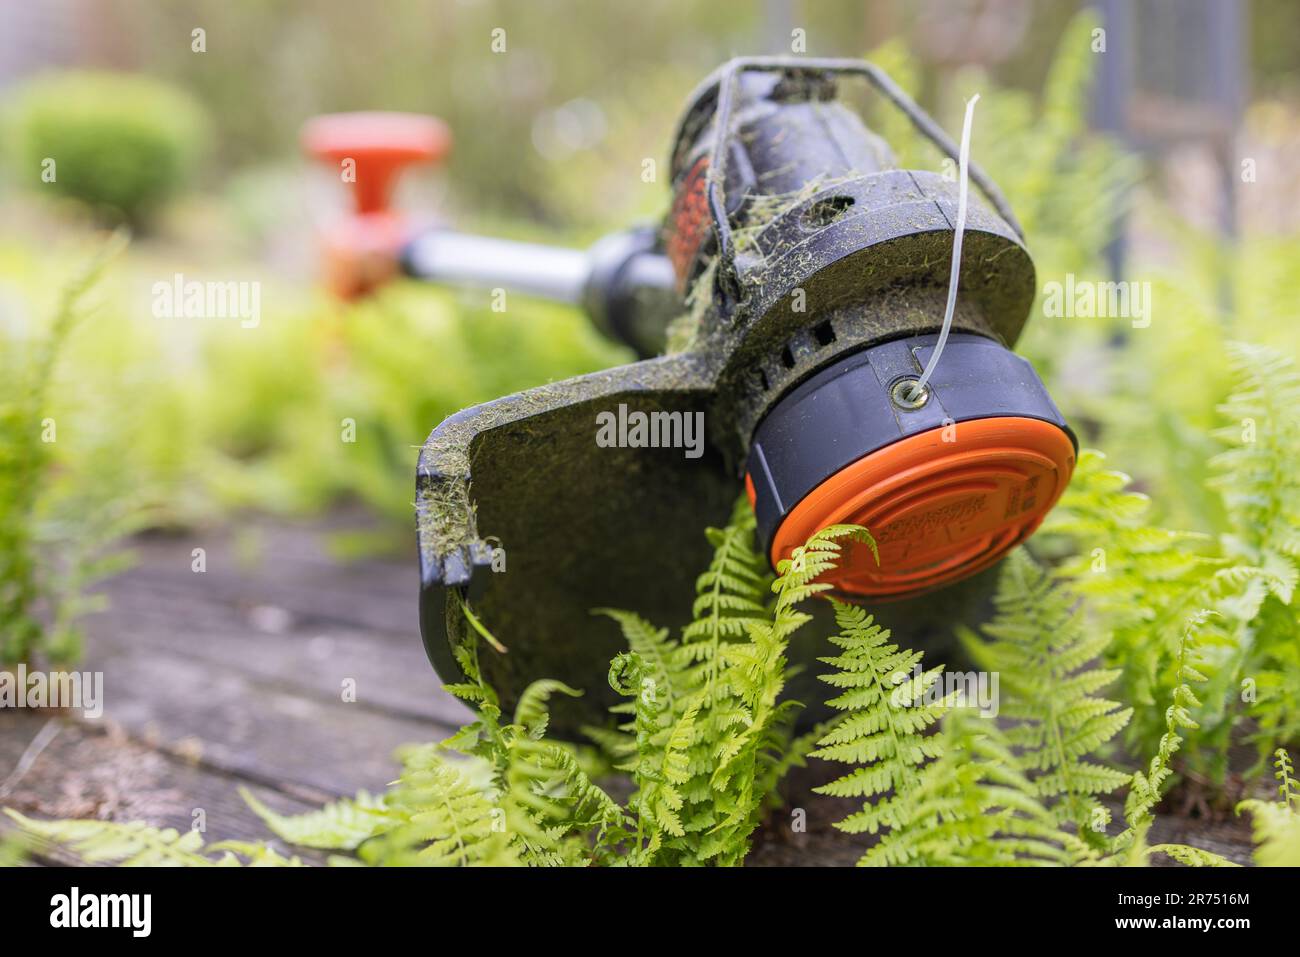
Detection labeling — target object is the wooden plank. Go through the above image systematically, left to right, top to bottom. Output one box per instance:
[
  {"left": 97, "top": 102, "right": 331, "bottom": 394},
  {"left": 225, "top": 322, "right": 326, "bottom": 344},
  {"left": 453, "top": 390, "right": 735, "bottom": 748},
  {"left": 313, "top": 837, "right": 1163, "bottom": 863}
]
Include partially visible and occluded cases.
[
  {"left": 85, "top": 516, "right": 474, "bottom": 725},
  {"left": 0, "top": 517, "right": 475, "bottom": 866},
  {"left": 114, "top": 518, "right": 416, "bottom": 637},
  {"left": 88, "top": 581, "right": 472, "bottom": 726},
  {"left": 77, "top": 641, "right": 450, "bottom": 799},
  {"left": 0, "top": 713, "right": 330, "bottom": 866}
]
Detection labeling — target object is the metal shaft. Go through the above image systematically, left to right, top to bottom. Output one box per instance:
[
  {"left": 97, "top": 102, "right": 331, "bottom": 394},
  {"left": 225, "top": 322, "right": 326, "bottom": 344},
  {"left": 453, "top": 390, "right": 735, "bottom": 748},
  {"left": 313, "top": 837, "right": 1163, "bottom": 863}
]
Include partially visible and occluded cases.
[
  {"left": 400, "top": 226, "right": 679, "bottom": 357},
  {"left": 402, "top": 230, "right": 593, "bottom": 303}
]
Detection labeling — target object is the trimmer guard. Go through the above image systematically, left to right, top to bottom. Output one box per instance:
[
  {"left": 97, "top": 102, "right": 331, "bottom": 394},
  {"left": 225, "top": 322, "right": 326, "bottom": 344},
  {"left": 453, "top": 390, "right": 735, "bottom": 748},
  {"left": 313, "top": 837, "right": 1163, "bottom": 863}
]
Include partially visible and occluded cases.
[{"left": 416, "top": 354, "right": 738, "bottom": 722}]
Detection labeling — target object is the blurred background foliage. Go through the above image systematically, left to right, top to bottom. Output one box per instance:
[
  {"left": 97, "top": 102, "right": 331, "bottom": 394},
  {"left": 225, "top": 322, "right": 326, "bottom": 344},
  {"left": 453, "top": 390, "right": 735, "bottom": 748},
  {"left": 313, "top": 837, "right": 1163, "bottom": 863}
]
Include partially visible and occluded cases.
[
  {"left": 0, "top": 1, "right": 1297, "bottom": 660},
  {"left": 3, "top": 71, "right": 211, "bottom": 225}
]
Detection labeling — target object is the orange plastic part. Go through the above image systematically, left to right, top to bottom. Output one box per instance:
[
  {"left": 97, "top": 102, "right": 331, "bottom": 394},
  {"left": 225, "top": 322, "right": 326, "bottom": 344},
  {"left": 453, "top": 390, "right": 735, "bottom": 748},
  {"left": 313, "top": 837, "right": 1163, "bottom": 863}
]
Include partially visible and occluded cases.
[
  {"left": 302, "top": 112, "right": 451, "bottom": 299},
  {"left": 302, "top": 112, "right": 451, "bottom": 214},
  {"left": 765, "top": 416, "right": 1075, "bottom": 601}
]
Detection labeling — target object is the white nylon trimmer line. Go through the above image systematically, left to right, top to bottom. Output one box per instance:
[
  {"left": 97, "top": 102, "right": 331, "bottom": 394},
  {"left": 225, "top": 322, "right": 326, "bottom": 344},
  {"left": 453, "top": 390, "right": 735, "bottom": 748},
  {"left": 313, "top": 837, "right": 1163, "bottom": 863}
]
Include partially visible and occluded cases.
[{"left": 909, "top": 92, "right": 980, "bottom": 402}]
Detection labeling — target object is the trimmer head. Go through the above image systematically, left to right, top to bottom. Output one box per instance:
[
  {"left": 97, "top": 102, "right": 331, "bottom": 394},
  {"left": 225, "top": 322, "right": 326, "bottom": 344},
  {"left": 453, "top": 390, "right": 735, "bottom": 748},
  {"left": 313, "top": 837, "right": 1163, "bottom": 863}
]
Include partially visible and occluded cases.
[
  {"left": 411, "top": 58, "right": 1075, "bottom": 727},
  {"left": 747, "top": 334, "right": 1075, "bottom": 601}
]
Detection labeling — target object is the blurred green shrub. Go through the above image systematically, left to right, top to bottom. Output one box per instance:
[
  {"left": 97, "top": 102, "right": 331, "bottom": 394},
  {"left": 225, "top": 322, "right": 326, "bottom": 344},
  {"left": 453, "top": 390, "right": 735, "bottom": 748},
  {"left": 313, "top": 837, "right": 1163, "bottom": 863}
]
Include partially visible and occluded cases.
[{"left": 4, "top": 71, "right": 210, "bottom": 224}]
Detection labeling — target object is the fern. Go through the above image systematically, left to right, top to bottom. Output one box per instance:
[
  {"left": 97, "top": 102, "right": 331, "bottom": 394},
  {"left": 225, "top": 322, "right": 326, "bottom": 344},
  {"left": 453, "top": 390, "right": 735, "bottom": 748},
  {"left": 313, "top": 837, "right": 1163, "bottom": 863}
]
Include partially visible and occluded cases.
[
  {"left": 1211, "top": 343, "right": 1300, "bottom": 760},
  {"left": 1212, "top": 343, "right": 1300, "bottom": 568},
  {"left": 1047, "top": 346, "right": 1300, "bottom": 785},
  {"left": 1041, "top": 450, "right": 1222, "bottom": 759},
  {"left": 680, "top": 496, "right": 771, "bottom": 703},
  {"left": 590, "top": 501, "right": 777, "bottom": 864},
  {"left": 0, "top": 504, "right": 1258, "bottom": 868},
  {"left": 598, "top": 511, "right": 870, "bottom": 865},
  {"left": 701, "top": 523, "right": 873, "bottom": 861},
  {"left": 962, "top": 550, "right": 1131, "bottom": 837},
  {"left": 814, "top": 562, "right": 1118, "bottom": 866},
  {"left": 812, "top": 600, "right": 951, "bottom": 840},
  {"left": 358, "top": 601, "right": 624, "bottom": 866},
  {"left": 596, "top": 609, "right": 692, "bottom": 717},
  {"left": 1113, "top": 613, "right": 1212, "bottom": 857},
  {"left": 437, "top": 643, "right": 624, "bottom": 865},
  {"left": 605, "top": 650, "right": 695, "bottom": 859},
  {"left": 501, "top": 684, "right": 627, "bottom": 864},
  {"left": 862, "top": 709, "right": 1082, "bottom": 867},
  {"left": 754, "top": 714, "right": 830, "bottom": 809},
  {"left": 1205, "top": 747, "right": 1300, "bottom": 866},
  {"left": 357, "top": 748, "right": 518, "bottom": 867},
  {"left": 1273, "top": 748, "right": 1299, "bottom": 809},
  {"left": 241, "top": 788, "right": 391, "bottom": 851},
  {"left": 1236, "top": 799, "right": 1300, "bottom": 867},
  {"left": 3, "top": 809, "right": 301, "bottom": 866},
  {"left": 0, "top": 828, "right": 30, "bottom": 867},
  {"left": 1146, "top": 843, "right": 1238, "bottom": 867}
]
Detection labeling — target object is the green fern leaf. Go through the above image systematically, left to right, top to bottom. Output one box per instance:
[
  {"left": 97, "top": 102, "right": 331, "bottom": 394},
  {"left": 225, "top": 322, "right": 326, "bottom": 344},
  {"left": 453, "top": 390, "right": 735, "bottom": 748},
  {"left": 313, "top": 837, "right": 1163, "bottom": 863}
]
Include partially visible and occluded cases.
[
  {"left": 963, "top": 550, "right": 1130, "bottom": 835},
  {"left": 813, "top": 599, "right": 952, "bottom": 845},
  {"left": 861, "top": 710, "right": 1078, "bottom": 867},
  {"left": 240, "top": 787, "right": 392, "bottom": 851},
  {"left": 1237, "top": 799, "right": 1300, "bottom": 866},
  {"left": 3, "top": 808, "right": 299, "bottom": 866},
  {"left": 1147, "top": 843, "right": 1239, "bottom": 867}
]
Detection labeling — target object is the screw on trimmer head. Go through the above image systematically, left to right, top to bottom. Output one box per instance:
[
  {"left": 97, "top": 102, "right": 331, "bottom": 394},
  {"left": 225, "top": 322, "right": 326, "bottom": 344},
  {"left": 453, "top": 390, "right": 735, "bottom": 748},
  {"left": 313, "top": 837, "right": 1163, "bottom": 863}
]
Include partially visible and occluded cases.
[{"left": 395, "top": 57, "right": 1075, "bottom": 729}]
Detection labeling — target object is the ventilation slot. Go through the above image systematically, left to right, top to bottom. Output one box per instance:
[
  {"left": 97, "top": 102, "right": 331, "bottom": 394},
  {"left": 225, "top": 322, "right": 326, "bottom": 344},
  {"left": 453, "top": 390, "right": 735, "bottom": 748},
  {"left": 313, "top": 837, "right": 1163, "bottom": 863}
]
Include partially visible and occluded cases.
[{"left": 801, "top": 195, "right": 855, "bottom": 230}]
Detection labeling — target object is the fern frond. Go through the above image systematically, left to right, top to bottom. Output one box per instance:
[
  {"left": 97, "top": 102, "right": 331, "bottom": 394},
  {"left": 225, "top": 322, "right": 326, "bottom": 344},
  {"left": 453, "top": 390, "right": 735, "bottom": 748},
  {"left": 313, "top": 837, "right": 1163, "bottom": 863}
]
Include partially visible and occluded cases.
[
  {"left": 1207, "top": 343, "right": 1300, "bottom": 768},
  {"left": 1039, "top": 449, "right": 1224, "bottom": 769},
  {"left": 680, "top": 497, "right": 771, "bottom": 702},
  {"left": 596, "top": 502, "right": 848, "bottom": 866},
  {"left": 963, "top": 549, "right": 1130, "bottom": 836},
  {"left": 812, "top": 599, "right": 952, "bottom": 841},
  {"left": 596, "top": 609, "right": 690, "bottom": 712},
  {"left": 1113, "top": 613, "right": 1214, "bottom": 854},
  {"left": 512, "top": 679, "right": 582, "bottom": 738},
  {"left": 861, "top": 710, "right": 1078, "bottom": 867},
  {"left": 359, "top": 748, "right": 517, "bottom": 867},
  {"left": 1274, "top": 748, "right": 1299, "bottom": 809},
  {"left": 240, "top": 787, "right": 392, "bottom": 851},
  {"left": 1237, "top": 799, "right": 1300, "bottom": 866},
  {"left": 2, "top": 808, "right": 299, "bottom": 866},
  {"left": 1146, "top": 843, "right": 1239, "bottom": 867}
]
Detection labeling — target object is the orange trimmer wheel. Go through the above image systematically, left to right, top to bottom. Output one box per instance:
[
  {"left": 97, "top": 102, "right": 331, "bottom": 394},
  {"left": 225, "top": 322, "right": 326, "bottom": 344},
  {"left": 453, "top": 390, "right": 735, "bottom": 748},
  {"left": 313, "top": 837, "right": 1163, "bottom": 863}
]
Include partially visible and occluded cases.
[
  {"left": 745, "top": 333, "right": 1077, "bottom": 601},
  {"left": 768, "top": 416, "right": 1074, "bottom": 599}
]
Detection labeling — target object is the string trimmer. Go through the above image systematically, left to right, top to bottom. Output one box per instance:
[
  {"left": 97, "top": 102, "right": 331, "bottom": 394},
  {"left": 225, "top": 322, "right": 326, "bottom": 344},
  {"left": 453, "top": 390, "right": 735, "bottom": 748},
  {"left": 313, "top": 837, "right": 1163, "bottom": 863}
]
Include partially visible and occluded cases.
[{"left": 305, "top": 57, "right": 1076, "bottom": 727}]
